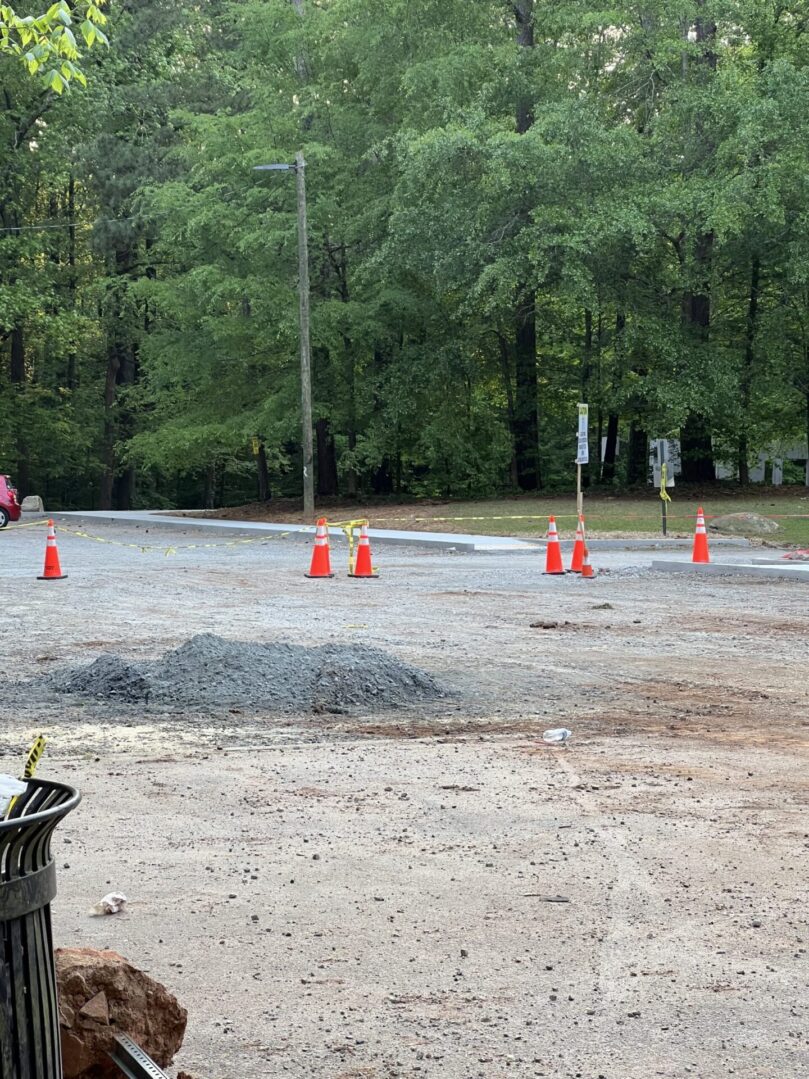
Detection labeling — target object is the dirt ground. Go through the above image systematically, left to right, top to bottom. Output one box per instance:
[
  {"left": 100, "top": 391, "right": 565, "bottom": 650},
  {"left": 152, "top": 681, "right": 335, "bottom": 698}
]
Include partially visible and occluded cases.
[{"left": 1, "top": 517, "right": 808, "bottom": 1078}]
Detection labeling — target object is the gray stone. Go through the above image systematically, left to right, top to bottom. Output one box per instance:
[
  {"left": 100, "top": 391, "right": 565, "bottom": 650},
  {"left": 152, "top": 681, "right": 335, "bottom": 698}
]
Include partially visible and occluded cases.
[
  {"left": 21, "top": 494, "right": 44, "bottom": 512},
  {"left": 707, "top": 511, "right": 779, "bottom": 536},
  {"left": 46, "top": 633, "right": 447, "bottom": 714}
]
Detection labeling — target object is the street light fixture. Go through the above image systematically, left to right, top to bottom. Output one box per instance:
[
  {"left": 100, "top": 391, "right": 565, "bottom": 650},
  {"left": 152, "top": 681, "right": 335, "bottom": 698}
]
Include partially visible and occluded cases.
[{"left": 253, "top": 150, "right": 314, "bottom": 519}]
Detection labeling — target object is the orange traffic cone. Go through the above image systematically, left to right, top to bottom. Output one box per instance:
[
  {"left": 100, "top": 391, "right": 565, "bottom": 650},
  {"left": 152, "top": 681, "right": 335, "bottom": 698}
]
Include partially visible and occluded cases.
[
  {"left": 692, "top": 506, "right": 710, "bottom": 564},
  {"left": 569, "top": 515, "right": 586, "bottom": 573},
  {"left": 544, "top": 517, "right": 565, "bottom": 575},
  {"left": 305, "top": 518, "right": 334, "bottom": 578},
  {"left": 37, "top": 519, "right": 67, "bottom": 581},
  {"left": 349, "top": 522, "right": 378, "bottom": 578},
  {"left": 581, "top": 545, "right": 595, "bottom": 579}
]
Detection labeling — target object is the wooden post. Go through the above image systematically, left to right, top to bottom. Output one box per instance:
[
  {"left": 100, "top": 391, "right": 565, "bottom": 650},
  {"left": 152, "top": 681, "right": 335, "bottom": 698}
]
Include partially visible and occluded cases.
[{"left": 295, "top": 151, "right": 315, "bottom": 520}]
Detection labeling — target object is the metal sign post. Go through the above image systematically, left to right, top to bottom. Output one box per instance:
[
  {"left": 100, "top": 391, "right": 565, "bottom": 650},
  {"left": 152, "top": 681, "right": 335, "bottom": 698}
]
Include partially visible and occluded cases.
[
  {"left": 575, "top": 404, "right": 589, "bottom": 518},
  {"left": 653, "top": 439, "right": 674, "bottom": 535}
]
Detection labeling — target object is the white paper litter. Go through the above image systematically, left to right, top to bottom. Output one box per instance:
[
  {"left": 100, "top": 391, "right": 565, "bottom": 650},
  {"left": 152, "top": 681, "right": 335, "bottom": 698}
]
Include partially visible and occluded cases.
[
  {"left": 542, "top": 728, "right": 573, "bottom": 745},
  {"left": 0, "top": 773, "right": 27, "bottom": 816},
  {"left": 90, "top": 892, "right": 128, "bottom": 916}
]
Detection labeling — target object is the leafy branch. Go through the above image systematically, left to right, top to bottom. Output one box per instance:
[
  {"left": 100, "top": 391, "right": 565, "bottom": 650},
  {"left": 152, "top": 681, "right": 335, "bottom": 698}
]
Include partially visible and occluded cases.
[{"left": 0, "top": 0, "right": 109, "bottom": 92}]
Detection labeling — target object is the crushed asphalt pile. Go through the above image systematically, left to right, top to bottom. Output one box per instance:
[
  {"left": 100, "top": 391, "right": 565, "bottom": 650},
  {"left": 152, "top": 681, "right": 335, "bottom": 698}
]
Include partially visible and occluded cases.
[{"left": 45, "top": 633, "right": 445, "bottom": 714}]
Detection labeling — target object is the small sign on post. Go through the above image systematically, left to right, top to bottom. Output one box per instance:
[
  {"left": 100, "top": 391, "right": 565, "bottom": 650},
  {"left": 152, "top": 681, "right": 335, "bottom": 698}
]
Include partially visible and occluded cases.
[
  {"left": 575, "top": 404, "right": 588, "bottom": 517},
  {"left": 575, "top": 404, "right": 589, "bottom": 465},
  {"left": 251, "top": 436, "right": 261, "bottom": 457},
  {"left": 651, "top": 439, "right": 675, "bottom": 536}
]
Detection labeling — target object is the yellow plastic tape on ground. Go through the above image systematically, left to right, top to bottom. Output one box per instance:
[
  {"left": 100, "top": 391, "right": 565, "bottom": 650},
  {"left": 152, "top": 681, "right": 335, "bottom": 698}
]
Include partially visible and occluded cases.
[
  {"left": 0, "top": 519, "right": 49, "bottom": 532},
  {"left": 55, "top": 526, "right": 297, "bottom": 555}
]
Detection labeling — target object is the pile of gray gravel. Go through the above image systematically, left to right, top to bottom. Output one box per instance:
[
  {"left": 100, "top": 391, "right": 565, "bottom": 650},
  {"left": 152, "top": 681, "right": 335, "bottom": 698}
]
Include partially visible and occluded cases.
[{"left": 48, "top": 633, "right": 445, "bottom": 714}]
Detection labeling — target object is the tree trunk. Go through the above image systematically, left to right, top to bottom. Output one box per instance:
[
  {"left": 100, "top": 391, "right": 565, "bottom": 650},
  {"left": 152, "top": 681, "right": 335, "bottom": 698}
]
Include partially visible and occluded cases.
[
  {"left": 512, "top": 0, "right": 540, "bottom": 490},
  {"left": 514, "top": 0, "right": 534, "bottom": 132},
  {"left": 680, "top": 8, "right": 717, "bottom": 484},
  {"left": 66, "top": 175, "right": 77, "bottom": 390},
  {"left": 680, "top": 230, "right": 716, "bottom": 482},
  {"left": 100, "top": 247, "right": 138, "bottom": 509},
  {"left": 737, "top": 254, "right": 760, "bottom": 484},
  {"left": 514, "top": 295, "right": 539, "bottom": 489},
  {"left": 580, "top": 309, "right": 593, "bottom": 488},
  {"left": 601, "top": 310, "right": 624, "bottom": 483},
  {"left": 595, "top": 311, "right": 604, "bottom": 469},
  {"left": 9, "top": 324, "right": 29, "bottom": 496},
  {"left": 10, "top": 324, "right": 24, "bottom": 383},
  {"left": 497, "top": 333, "right": 520, "bottom": 488},
  {"left": 99, "top": 341, "right": 120, "bottom": 510},
  {"left": 370, "top": 347, "right": 395, "bottom": 495},
  {"left": 345, "top": 350, "right": 357, "bottom": 497},
  {"left": 601, "top": 414, "right": 619, "bottom": 483},
  {"left": 680, "top": 416, "right": 715, "bottom": 483},
  {"left": 315, "top": 418, "right": 339, "bottom": 496},
  {"left": 627, "top": 424, "right": 647, "bottom": 486},
  {"left": 257, "top": 443, "right": 271, "bottom": 501},
  {"left": 372, "top": 461, "right": 393, "bottom": 495},
  {"left": 203, "top": 463, "right": 216, "bottom": 509}
]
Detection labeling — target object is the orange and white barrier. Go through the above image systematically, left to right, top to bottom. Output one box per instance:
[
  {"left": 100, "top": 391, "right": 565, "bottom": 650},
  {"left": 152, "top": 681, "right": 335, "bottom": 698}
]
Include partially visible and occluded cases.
[
  {"left": 692, "top": 507, "right": 710, "bottom": 564},
  {"left": 544, "top": 517, "right": 565, "bottom": 575},
  {"left": 305, "top": 518, "right": 334, "bottom": 578},
  {"left": 37, "top": 519, "right": 67, "bottom": 581}
]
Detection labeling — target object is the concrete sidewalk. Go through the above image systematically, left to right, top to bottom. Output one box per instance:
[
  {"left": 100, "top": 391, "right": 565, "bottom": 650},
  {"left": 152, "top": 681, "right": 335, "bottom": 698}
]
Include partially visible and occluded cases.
[
  {"left": 51, "top": 509, "right": 756, "bottom": 555},
  {"left": 55, "top": 509, "right": 537, "bottom": 553}
]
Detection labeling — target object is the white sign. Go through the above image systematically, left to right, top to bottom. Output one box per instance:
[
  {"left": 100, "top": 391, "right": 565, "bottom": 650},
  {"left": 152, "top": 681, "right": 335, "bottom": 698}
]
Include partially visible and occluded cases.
[
  {"left": 576, "top": 403, "right": 589, "bottom": 465},
  {"left": 649, "top": 439, "right": 679, "bottom": 487}
]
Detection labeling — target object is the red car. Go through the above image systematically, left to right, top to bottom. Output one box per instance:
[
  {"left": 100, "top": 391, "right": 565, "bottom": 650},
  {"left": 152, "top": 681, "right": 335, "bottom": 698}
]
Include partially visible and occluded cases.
[{"left": 0, "top": 475, "right": 21, "bottom": 527}]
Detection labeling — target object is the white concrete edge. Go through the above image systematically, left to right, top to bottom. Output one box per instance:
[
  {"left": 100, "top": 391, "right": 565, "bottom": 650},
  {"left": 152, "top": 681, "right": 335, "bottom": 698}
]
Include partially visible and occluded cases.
[
  {"left": 49, "top": 510, "right": 766, "bottom": 555},
  {"left": 651, "top": 559, "right": 809, "bottom": 582}
]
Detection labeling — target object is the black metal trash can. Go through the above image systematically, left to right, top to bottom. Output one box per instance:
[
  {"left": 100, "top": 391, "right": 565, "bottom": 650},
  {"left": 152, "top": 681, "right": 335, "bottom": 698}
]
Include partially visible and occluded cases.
[{"left": 0, "top": 777, "right": 80, "bottom": 1079}]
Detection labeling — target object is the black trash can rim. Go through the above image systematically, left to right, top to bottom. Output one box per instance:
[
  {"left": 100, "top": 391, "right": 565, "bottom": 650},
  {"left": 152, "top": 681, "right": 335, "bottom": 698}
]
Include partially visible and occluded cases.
[{"left": 0, "top": 776, "right": 81, "bottom": 832}]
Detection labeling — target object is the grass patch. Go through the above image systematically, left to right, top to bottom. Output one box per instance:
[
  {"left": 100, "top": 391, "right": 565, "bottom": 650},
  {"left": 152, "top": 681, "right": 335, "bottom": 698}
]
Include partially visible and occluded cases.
[{"left": 185, "top": 487, "right": 809, "bottom": 544}]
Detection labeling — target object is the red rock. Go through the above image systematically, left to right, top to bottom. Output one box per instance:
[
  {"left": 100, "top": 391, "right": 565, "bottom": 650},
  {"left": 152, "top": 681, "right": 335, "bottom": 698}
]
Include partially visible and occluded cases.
[
  {"left": 56, "top": 948, "right": 187, "bottom": 1079},
  {"left": 78, "top": 991, "right": 109, "bottom": 1024}
]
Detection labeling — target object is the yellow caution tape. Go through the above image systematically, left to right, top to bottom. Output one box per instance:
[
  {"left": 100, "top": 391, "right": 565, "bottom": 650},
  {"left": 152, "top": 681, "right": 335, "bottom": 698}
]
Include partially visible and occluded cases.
[
  {"left": 660, "top": 463, "right": 672, "bottom": 504},
  {"left": 1, "top": 519, "right": 49, "bottom": 531},
  {"left": 328, "top": 519, "right": 369, "bottom": 574},
  {"left": 54, "top": 526, "right": 298, "bottom": 554},
  {"left": 7, "top": 735, "right": 46, "bottom": 815},
  {"left": 23, "top": 735, "right": 46, "bottom": 780}
]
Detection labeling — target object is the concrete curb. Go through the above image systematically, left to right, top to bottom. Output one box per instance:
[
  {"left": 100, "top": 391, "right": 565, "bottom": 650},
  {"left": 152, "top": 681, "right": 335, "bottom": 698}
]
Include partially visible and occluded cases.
[
  {"left": 52, "top": 510, "right": 758, "bottom": 555},
  {"left": 651, "top": 559, "right": 809, "bottom": 582}
]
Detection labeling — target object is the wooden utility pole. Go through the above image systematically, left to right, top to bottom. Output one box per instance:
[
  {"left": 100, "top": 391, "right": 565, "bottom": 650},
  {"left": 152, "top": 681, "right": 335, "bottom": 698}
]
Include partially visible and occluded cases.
[{"left": 295, "top": 150, "right": 315, "bottom": 519}]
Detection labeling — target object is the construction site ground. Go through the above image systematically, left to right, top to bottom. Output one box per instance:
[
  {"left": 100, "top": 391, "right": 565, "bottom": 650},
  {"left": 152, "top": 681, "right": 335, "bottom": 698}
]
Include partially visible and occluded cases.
[{"left": 1, "top": 516, "right": 807, "bottom": 1079}]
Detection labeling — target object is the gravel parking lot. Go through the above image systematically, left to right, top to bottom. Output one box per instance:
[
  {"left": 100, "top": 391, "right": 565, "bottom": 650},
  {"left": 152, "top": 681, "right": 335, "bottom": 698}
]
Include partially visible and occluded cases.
[{"left": 1, "top": 517, "right": 807, "bottom": 1078}]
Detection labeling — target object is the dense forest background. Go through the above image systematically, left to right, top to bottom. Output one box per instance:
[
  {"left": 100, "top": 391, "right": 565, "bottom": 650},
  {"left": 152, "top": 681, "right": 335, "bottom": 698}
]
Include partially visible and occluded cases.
[{"left": 2, "top": 0, "right": 809, "bottom": 509}]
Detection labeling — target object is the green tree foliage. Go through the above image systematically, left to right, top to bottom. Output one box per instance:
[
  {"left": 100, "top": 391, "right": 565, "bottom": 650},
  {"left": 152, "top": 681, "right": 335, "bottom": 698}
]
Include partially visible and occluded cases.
[
  {"left": 0, "top": 0, "right": 108, "bottom": 90},
  {"left": 4, "top": 0, "right": 809, "bottom": 508}
]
